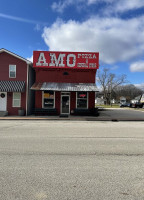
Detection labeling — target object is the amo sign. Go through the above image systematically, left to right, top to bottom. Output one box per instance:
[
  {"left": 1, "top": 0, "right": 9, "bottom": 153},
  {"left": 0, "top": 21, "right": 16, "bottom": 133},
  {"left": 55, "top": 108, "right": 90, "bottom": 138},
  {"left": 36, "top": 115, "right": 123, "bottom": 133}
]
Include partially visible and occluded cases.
[{"left": 33, "top": 51, "right": 99, "bottom": 70}]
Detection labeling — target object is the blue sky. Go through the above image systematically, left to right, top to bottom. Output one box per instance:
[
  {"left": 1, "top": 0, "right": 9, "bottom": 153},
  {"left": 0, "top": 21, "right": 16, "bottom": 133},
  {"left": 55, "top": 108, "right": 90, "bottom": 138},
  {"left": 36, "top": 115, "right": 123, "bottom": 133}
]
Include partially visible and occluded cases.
[{"left": 0, "top": 0, "right": 144, "bottom": 89}]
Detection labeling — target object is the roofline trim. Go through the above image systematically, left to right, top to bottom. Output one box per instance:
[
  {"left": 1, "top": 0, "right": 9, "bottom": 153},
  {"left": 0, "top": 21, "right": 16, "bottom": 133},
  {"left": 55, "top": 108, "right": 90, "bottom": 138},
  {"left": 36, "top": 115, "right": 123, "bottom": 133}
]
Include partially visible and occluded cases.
[{"left": 0, "top": 48, "right": 32, "bottom": 65}]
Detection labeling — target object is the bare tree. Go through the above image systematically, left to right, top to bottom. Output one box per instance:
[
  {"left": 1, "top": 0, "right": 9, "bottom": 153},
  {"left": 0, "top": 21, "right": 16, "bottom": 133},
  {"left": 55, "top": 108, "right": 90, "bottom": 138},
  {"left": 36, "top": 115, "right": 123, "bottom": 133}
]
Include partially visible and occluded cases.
[
  {"left": 97, "top": 68, "right": 127, "bottom": 104},
  {"left": 114, "top": 84, "right": 143, "bottom": 102}
]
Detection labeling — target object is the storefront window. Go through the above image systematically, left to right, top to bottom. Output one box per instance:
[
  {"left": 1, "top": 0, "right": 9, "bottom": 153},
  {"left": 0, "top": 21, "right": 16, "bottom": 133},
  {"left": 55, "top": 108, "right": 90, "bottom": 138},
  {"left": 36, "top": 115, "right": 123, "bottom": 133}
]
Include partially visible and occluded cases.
[
  {"left": 43, "top": 91, "right": 55, "bottom": 108},
  {"left": 76, "top": 92, "right": 88, "bottom": 109}
]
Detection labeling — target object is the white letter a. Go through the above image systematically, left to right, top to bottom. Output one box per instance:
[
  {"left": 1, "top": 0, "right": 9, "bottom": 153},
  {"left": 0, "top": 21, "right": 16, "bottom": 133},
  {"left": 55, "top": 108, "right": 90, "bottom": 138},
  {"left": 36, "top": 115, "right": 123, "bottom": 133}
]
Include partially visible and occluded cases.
[{"left": 36, "top": 53, "right": 48, "bottom": 66}]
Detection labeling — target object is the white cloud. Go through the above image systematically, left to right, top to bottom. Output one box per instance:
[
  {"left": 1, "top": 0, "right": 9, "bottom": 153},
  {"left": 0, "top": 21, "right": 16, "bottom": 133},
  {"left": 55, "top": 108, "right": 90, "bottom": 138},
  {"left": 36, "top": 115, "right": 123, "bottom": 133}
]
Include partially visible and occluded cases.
[
  {"left": 51, "top": 0, "right": 144, "bottom": 13},
  {"left": 51, "top": 0, "right": 76, "bottom": 13},
  {"left": 51, "top": 0, "right": 114, "bottom": 13},
  {"left": 88, "top": 0, "right": 114, "bottom": 5},
  {"left": 104, "top": 0, "right": 144, "bottom": 16},
  {"left": 114, "top": 0, "right": 144, "bottom": 13},
  {"left": 0, "top": 12, "right": 47, "bottom": 26},
  {"left": 0, "top": 13, "right": 37, "bottom": 24},
  {"left": 42, "top": 16, "right": 144, "bottom": 64},
  {"left": 34, "top": 24, "right": 41, "bottom": 31},
  {"left": 27, "top": 55, "right": 33, "bottom": 62},
  {"left": 130, "top": 61, "right": 144, "bottom": 72},
  {"left": 134, "top": 83, "right": 144, "bottom": 90}
]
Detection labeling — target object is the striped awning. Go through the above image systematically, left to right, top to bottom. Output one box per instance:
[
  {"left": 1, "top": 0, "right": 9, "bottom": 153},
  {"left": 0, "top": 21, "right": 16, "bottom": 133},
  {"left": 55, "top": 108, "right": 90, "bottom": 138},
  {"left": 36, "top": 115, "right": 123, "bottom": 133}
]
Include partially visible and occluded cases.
[
  {"left": 0, "top": 81, "right": 25, "bottom": 92},
  {"left": 31, "top": 82, "right": 98, "bottom": 92}
]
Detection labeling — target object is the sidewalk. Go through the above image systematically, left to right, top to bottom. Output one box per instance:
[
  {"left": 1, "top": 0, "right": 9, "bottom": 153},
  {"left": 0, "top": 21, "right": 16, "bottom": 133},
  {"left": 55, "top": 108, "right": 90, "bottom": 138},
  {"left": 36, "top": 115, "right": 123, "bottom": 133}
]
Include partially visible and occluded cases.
[
  {"left": 0, "top": 108, "right": 144, "bottom": 121},
  {"left": 0, "top": 115, "right": 99, "bottom": 121}
]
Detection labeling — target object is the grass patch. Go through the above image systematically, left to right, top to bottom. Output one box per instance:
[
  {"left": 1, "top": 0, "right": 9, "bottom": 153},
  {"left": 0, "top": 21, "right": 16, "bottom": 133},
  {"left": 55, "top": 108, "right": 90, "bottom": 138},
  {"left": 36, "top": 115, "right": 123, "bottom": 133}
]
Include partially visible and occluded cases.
[{"left": 96, "top": 104, "right": 120, "bottom": 108}]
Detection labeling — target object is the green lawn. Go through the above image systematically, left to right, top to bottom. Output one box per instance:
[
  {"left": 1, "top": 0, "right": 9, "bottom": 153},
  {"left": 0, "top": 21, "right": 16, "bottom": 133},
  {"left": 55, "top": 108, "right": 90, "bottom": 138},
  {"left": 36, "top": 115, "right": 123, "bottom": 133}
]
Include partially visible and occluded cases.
[{"left": 95, "top": 104, "right": 120, "bottom": 108}]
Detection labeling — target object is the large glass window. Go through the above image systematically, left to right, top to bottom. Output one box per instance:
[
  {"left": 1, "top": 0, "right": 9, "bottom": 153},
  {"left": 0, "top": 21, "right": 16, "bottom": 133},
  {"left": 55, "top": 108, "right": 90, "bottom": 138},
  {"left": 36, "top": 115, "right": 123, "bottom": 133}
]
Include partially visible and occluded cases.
[
  {"left": 9, "top": 65, "right": 16, "bottom": 78},
  {"left": 43, "top": 91, "right": 55, "bottom": 108},
  {"left": 76, "top": 92, "right": 88, "bottom": 109},
  {"left": 13, "top": 93, "right": 21, "bottom": 107}
]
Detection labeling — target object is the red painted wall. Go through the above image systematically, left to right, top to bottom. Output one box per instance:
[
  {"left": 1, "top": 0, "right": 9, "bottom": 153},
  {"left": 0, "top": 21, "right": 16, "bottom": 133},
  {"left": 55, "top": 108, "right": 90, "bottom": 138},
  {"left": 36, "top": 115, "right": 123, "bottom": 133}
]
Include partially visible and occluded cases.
[
  {"left": 0, "top": 52, "right": 27, "bottom": 115},
  {"left": 0, "top": 52, "right": 27, "bottom": 81},
  {"left": 34, "top": 61, "right": 97, "bottom": 114},
  {"left": 35, "top": 69, "right": 96, "bottom": 83},
  {"left": 35, "top": 91, "right": 42, "bottom": 108},
  {"left": 7, "top": 92, "right": 26, "bottom": 115},
  {"left": 55, "top": 92, "right": 60, "bottom": 114},
  {"left": 70, "top": 92, "right": 76, "bottom": 113},
  {"left": 88, "top": 92, "right": 95, "bottom": 109}
]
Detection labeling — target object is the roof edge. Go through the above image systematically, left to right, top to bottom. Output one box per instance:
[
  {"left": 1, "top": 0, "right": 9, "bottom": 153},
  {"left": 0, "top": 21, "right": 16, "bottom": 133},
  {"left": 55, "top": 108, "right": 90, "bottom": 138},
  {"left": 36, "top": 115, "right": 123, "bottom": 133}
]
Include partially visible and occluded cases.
[{"left": 0, "top": 48, "right": 32, "bottom": 65}]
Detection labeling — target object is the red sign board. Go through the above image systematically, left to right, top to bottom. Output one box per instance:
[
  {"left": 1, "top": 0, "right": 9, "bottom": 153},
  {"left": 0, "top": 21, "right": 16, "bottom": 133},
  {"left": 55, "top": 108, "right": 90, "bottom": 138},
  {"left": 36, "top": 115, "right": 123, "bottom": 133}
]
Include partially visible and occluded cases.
[{"left": 33, "top": 51, "right": 99, "bottom": 69}]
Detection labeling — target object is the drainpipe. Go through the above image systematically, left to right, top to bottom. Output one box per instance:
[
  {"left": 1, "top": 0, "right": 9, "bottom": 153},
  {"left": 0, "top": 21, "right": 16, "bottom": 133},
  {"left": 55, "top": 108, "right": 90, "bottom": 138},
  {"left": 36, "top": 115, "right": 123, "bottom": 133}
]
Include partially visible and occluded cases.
[{"left": 26, "top": 63, "right": 29, "bottom": 116}]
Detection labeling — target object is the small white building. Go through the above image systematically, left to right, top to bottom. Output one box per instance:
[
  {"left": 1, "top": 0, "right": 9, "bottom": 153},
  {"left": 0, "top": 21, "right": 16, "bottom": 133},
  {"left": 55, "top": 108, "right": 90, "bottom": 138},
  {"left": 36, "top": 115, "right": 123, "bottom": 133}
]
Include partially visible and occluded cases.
[
  {"left": 140, "top": 94, "right": 144, "bottom": 103},
  {"left": 131, "top": 95, "right": 141, "bottom": 104},
  {"left": 95, "top": 97, "right": 105, "bottom": 105},
  {"left": 111, "top": 99, "right": 116, "bottom": 104}
]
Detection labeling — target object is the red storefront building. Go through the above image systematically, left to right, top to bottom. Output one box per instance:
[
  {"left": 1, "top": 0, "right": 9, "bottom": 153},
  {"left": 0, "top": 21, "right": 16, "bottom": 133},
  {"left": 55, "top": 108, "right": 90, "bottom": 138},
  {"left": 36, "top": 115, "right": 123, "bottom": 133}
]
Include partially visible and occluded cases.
[
  {"left": 0, "top": 48, "right": 34, "bottom": 116},
  {"left": 31, "top": 51, "right": 99, "bottom": 116}
]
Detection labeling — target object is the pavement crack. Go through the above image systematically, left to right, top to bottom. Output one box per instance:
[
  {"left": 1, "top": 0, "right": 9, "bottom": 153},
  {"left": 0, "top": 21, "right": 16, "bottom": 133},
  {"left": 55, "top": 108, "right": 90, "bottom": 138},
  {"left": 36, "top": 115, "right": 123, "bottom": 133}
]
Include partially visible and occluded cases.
[{"left": 0, "top": 151, "right": 144, "bottom": 157}]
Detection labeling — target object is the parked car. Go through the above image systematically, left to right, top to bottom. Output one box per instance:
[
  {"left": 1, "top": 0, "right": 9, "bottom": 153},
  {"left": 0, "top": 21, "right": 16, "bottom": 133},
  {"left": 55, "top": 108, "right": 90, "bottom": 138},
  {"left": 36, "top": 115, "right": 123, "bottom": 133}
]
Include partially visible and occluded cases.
[
  {"left": 130, "top": 94, "right": 144, "bottom": 108},
  {"left": 130, "top": 102, "right": 144, "bottom": 108},
  {"left": 120, "top": 103, "right": 130, "bottom": 107}
]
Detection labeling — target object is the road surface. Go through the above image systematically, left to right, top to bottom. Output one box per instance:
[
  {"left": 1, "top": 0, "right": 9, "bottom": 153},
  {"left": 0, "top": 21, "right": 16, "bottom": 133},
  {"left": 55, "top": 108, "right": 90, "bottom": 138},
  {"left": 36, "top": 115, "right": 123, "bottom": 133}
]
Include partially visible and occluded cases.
[{"left": 0, "top": 120, "right": 144, "bottom": 200}]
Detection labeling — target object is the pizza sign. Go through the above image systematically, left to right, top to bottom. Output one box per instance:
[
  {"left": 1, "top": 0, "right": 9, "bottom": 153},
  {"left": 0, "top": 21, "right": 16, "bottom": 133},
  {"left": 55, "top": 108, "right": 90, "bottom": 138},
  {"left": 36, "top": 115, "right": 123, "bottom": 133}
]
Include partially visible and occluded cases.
[{"left": 33, "top": 51, "right": 99, "bottom": 69}]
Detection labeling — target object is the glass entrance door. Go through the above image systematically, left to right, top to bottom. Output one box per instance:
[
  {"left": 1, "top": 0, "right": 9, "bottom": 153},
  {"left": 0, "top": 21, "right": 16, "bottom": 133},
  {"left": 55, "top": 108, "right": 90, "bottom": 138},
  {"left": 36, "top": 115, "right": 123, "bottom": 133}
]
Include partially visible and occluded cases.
[{"left": 61, "top": 95, "right": 70, "bottom": 114}]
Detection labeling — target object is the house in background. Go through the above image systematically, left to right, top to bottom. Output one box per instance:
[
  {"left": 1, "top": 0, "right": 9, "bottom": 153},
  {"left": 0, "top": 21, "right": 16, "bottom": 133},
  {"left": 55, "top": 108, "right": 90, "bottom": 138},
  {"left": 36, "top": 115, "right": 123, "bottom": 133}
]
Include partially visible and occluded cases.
[
  {"left": 0, "top": 48, "right": 35, "bottom": 116},
  {"left": 95, "top": 92, "right": 106, "bottom": 105},
  {"left": 131, "top": 95, "right": 141, "bottom": 104}
]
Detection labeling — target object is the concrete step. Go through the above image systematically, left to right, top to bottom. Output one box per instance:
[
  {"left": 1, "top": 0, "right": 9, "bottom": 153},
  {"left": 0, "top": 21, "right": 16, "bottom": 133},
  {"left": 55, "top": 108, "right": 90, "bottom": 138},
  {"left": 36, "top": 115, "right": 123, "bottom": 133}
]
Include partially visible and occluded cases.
[{"left": 0, "top": 111, "right": 8, "bottom": 117}]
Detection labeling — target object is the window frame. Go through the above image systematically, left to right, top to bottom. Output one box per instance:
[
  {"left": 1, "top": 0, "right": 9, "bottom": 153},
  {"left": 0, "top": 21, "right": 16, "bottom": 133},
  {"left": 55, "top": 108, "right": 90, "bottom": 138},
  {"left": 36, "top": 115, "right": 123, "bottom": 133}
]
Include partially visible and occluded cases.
[
  {"left": 9, "top": 65, "right": 16, "bottom": 78},
  {"left": 42, "top": 91, "right": 55, "bottom": 109},
  {"left": 12, "top": 92, "right": 21, "bottom": 107},
  {"left": 76, "top": 92, "right": 88, "bottom": 109}
]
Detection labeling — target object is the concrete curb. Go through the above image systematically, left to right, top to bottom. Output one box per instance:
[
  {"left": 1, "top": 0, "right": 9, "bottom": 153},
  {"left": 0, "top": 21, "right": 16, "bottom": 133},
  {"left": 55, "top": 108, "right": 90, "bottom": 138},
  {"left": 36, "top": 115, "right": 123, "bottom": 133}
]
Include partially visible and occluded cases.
[{"left": 0, "top": 116, "right": 144, "bottom": 121}]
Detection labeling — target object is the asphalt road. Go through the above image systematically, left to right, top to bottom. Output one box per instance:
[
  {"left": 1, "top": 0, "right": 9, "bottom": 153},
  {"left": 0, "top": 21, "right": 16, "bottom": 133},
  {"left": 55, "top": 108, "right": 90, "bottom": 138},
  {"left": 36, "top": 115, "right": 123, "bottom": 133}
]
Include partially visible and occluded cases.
[
  {"left": 98, "top": 108, "right": 144, "bottom": 120},
  {"left": 0, "top": 120, "right": 144, "bottom": 200}
]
